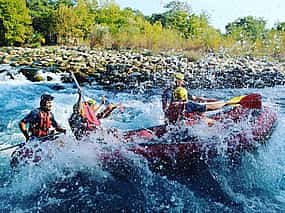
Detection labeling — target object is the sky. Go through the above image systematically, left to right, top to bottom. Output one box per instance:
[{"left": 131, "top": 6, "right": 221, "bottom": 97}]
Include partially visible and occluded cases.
[{"left": 115, "top": 0, "right": 285, "bottom": 32}]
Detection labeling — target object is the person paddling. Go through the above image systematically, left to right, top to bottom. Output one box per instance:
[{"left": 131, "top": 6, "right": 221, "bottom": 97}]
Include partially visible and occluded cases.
[
  {"left": 162, "top": 73, "right": 215, "bottom": 115},
  {"left": 165, "top": 87, "right": 226, "bottom": 126},
  {"left": 69, "top": 90, "right": 119, "bottom": 139},
  {"left": 19, "top": 94, "right": 66, "bottom": 142}
]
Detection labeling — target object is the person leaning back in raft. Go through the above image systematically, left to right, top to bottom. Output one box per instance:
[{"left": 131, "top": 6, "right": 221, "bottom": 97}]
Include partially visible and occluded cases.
[
  {"left": 162, "top": 72, "right": 216, "bottom": 116},
  {"left": 165, "top": 87, "right": 227, "bottom": 126},
  {"left": 69, "top": 90, "right": 119, "bottom": 140},
  {"left": 19, "top": 94, "right": 66, "bottom": 142}
]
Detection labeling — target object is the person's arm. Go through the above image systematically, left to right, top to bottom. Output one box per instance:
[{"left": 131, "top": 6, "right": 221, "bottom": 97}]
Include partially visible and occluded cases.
[
  {"left": 162, "top": 88, "right": 172, "bottom": 112},
  {"left": 73, "top": 91, "right": 82, "bottom": 114},
  {"left": 77, "top": 91, "right": 82, "bottom": 105},
  {"left": 191, "top": 95, "right": 217, "bottom": 103},
  {"left": 93, "top": 96, "right": 105, "bottom": 114},
  {"left": 184, "top": 101, "right": 225, "bottom": 113},
  {"left": 205, "top": 101, "right": 226, "bottom": 111},
  {"left": 185, "top": 102, "right": 224, "bottom": 126},
  {"left": 97, "top": 103, "right": 118, "bottom": 119},
  {"left": 18, "top": 110, "right": 36, "bottom": 141},
  {"left": 51, "top": 113, "right": 66, "bottom": 133},
  {"left": 19, "top": 120, "right": 29, "bottom": 141},
  {"left": 55, "top": 126, "right": 66, "bottom": 133}
]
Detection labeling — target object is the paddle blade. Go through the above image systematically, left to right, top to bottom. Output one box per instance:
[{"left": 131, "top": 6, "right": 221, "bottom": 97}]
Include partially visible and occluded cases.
[
  {"left": 239, "top": 93, "right": 262, "bottom": 109},
  {"left": 227, "top": 95, "right": 246, "bottom": 105}
]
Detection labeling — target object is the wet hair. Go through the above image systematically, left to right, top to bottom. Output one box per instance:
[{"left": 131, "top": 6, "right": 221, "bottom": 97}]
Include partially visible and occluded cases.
[{"left": 40, "top": 94, "right": 54, "bottom": 107}]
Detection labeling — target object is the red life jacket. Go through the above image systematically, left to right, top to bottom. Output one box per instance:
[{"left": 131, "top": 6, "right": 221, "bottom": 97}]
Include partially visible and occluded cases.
[
  {"left": 165, "top": 102, "right": 201, "bottom": 125},
  {"left": 82, "top": 103, "right": 101, "bottom": 129},
  {"left": 30, "top": 111, "right": 51, "bottom": 137},
  {"left": 183, "top": 112, "right": 201, "bottom": 126}
]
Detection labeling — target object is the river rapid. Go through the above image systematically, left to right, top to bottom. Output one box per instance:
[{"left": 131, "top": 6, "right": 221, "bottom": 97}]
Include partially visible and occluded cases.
[{"left": 0, "top": 65, "right": 285, "bottom": 212}]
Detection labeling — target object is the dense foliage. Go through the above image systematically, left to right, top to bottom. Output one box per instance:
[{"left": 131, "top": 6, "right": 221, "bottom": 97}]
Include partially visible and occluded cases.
[
  {"left": 0, "top": 0, "right": 285, "bottom": 58},
  {"left": 0, "top": 0, "right": 32, "bottom": 46}
]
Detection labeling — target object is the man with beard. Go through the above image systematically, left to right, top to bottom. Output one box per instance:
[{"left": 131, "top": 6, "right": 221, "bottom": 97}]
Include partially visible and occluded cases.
[{"left": 19, "top": 94, "right": 66, "bottom": 141}]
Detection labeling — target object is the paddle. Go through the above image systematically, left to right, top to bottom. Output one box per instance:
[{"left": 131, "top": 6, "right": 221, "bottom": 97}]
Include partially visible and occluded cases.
[
  {"left": 70, "top": 72, "right": 85, "bottom": 101},
  {"left": 70, "top": 72, "right": 102, "bottom": 128},
  {"left": 71, "top": 72, "right": 125, "bottom": 116},
  {"left": 227, "top": 93, "right": 262, "bottom": 109},
  {"left": 227, "top": 95, "right": 246, "bottom": 104},
  {"left": 0, "top": 132, "right": 64, "bottom": 152},
  {"left": 0, "top": 143, "right": 25, "bottom": 152}
]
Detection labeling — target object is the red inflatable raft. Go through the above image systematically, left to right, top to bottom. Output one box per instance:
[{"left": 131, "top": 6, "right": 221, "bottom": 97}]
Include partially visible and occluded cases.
[
  {"left": 10, "top": 94, "right": 277, "bottom": 171},
  {"left": 105, "top": 94, "right": 276, "bottom": 172},
  {"left": 120, "top": 105, "right": 276, "bottom": 171}
]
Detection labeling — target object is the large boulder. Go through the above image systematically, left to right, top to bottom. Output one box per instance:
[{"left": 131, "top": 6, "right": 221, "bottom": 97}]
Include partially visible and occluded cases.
[{"left": 19, "top": 67, "right": 45, "bottom": 82}]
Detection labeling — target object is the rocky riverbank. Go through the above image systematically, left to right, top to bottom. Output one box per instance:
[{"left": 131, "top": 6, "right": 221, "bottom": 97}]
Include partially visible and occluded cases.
[{"left": 0, "top": 46, "right": 285, "bottom": 90}]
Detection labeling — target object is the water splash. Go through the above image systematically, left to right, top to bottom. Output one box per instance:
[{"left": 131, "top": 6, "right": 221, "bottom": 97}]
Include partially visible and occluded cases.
[{"left": 0, "top": 79, "right": 285, "bottom": 212}]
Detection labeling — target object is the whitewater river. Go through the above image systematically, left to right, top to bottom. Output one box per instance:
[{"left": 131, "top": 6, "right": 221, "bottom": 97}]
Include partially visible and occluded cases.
[{"left": 0, "top": 65, "right": 285, "bottom": 212}]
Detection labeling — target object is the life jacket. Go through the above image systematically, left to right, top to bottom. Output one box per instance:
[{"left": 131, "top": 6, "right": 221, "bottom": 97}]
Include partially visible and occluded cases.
[
  {"left": 165, "top": 102, "right": 201, "bottom": 125},
  {"left": 81, "top": 103, "right": 101, "bottom": 129},
  {"left": 30, "top": 111, "right": 51, "bottom": 137}
]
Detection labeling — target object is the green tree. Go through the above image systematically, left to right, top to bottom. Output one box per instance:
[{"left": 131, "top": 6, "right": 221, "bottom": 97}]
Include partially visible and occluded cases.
[
  {"left": 0, "top": 0, "right": 32, "bottom": 46},
  {"left": 26, "top": 0, "right": 55, "bottom": 44},
  {"left": 54, "top": 0, "right": 76, "bottom": 8},
  {"left": 74, "top": 0, "right": 97, "bottom": 41},
  {"left": 164, "top": 0, "right": 192, "bottom": 13},
  {"left": 148, "top": 1, "right": 212, "bottom": 39},
  {"left": 148, "top": 1, "right": 192, "bottom": 29},
  {"left": 54, "top": 3, "right": 79, "bottom": 44},
  {"left": 95, "top": 3, "right": 135, "bottom": 34},
  {"left": 166, "top": 10, "right": 189, "bottom": 36},
  {"left": 146, "top": 13, "right": 168, "bottom": 27},
  {"left": 225, "top": 16, "right": 267, "bottom": 41},
  {"left": 275, "top": 22, "right": 285, "bottom": 31}
]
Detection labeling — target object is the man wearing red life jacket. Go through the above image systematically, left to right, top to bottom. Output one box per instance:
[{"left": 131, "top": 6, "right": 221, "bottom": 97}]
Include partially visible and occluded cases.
[
  {"left": 165, "top": 87, "right": 226, "bottom": 125},
  {"left": 19, "top": 94, "right": 66, "bottom": 141}
]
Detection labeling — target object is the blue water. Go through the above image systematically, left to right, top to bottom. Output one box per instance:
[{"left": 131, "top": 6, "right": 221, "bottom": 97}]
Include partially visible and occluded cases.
[{"left": 0, "top": 65, "right": 285, "bottom": 212}]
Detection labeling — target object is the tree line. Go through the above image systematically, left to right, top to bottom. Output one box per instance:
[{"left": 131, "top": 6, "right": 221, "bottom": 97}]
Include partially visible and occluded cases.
[{"left": 1, "top": 0, "right": 285, "bottom": 57}]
